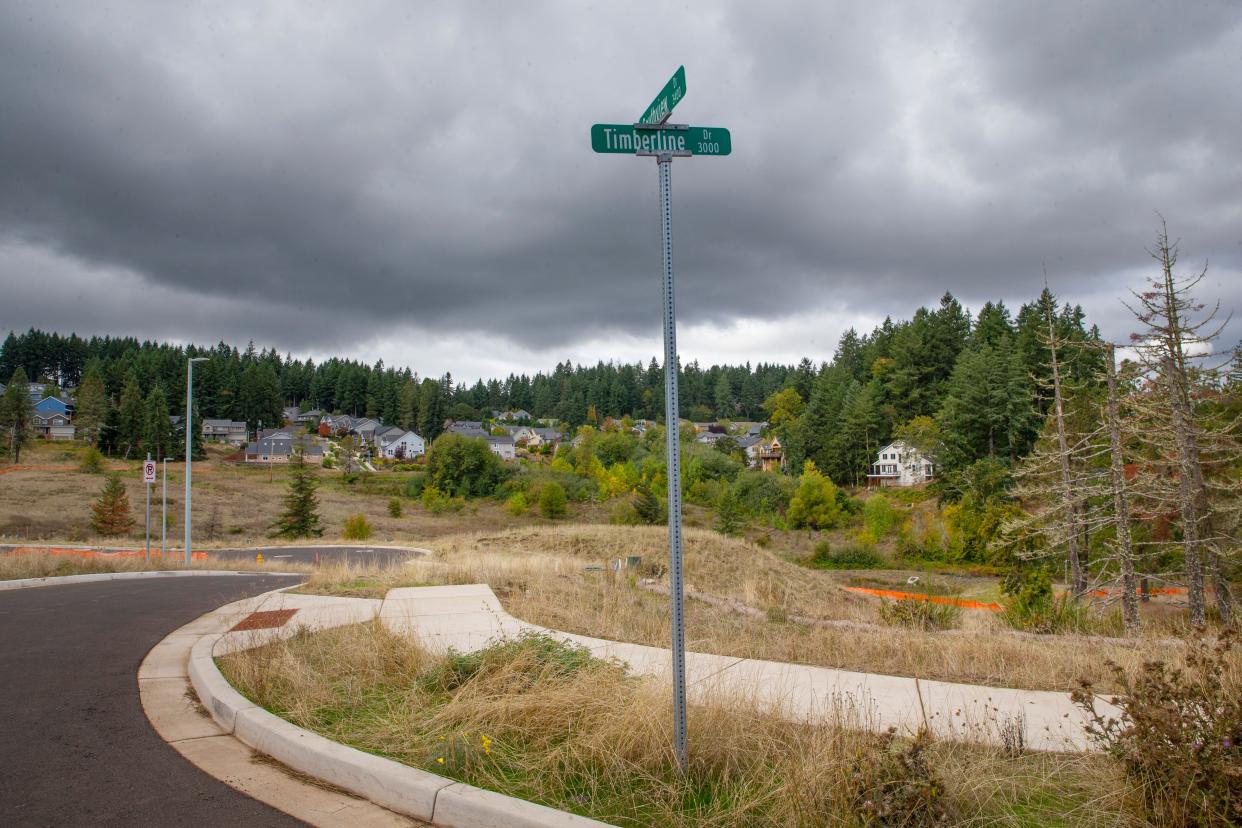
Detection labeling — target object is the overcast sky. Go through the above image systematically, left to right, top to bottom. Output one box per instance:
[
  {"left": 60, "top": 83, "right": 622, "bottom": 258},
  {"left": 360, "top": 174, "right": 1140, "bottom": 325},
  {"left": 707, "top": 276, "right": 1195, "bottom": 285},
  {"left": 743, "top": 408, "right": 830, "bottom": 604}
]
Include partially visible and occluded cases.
[{"left": 2, "top": 1, "right": 1239, "bottom": 381}]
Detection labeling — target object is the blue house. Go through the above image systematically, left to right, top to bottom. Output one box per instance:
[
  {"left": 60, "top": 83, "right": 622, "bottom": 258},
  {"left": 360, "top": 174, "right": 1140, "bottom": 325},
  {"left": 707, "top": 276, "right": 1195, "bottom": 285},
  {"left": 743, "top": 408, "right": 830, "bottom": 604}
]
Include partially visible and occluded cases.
[{"left": 34, "top": 397, "right": 70, "bottom": 416}]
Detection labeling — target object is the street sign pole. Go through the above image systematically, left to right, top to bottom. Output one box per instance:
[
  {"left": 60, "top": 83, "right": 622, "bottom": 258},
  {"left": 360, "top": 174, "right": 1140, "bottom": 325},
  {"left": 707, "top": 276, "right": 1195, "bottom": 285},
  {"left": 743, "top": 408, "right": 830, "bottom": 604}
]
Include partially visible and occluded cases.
[
  {"left": 592, "top": 66, "right": 729, "bottom": 775},
  {"left": 657, "top": 150, "right": 689, "bottom": 772},
  {"left": 145, "top": 453, "right": 152, "bottom": 561},
  {"left": 161, "top": 459, "right": 167, "bottom": 558}
]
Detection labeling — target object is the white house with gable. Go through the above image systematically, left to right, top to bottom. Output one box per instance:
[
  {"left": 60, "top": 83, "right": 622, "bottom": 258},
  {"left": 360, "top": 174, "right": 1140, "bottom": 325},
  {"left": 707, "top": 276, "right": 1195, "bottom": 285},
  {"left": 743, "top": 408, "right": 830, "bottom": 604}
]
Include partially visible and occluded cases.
[
  {"left": 377, "top": 429, "right": 426, "bottom": 460},
  {"left": 866, "top": 440, "right": 934, "bottom": 487}
]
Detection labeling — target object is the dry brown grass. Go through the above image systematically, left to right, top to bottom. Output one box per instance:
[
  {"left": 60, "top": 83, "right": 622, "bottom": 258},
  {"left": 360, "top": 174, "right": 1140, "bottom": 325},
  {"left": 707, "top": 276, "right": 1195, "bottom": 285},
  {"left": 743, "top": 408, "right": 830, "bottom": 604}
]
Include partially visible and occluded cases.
[
  {"left": 0, "top": 441, "right": 542, "bottom": 547},
  {"left": 295, "top": 525, "right": 1216, "bottom": 693},
  {"left": 0, "top": 549, "right": 315, "bottom": 580},
  {"left": 221, "top": 621, "right": 1142, "bottom": 827}
]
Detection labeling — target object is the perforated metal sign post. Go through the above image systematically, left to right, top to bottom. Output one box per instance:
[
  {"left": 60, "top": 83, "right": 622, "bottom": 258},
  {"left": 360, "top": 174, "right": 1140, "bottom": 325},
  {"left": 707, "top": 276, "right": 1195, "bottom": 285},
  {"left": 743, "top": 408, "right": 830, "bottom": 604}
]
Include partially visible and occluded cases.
[
  {"left": 591, "top": 67, "right": 730, "bottom": 772},
  {"left": 143, "top": 455, "right": 154, "bottom": 560}
]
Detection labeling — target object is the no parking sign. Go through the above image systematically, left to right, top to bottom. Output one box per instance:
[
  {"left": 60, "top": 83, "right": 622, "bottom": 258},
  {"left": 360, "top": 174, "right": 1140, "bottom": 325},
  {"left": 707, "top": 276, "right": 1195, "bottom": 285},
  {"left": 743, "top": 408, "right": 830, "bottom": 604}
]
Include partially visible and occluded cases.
[{"left": 142, "top": 460, "right": 156, "bottom": 484}]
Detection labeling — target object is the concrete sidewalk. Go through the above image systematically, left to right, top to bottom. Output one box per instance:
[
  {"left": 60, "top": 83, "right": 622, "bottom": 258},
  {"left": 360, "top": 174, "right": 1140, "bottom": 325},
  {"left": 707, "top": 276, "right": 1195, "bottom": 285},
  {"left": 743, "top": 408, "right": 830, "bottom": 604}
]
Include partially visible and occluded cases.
[{"left": 373, "top": 584, "right": 1114, "bottom": 752}]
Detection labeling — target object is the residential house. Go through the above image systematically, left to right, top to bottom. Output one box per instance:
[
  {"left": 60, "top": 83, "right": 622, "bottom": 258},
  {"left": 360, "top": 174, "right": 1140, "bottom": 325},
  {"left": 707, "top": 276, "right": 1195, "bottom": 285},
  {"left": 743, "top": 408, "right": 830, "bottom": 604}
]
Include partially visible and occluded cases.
[
  {"left": 34, "top": 397, "right": 70, "bottom": 417},
  {"left": 282, "top": 406, "right": 300, "bottom": 423},
  {"left": 297, "top": 409, "right": 321, "bottom": 424},
  {"left": 493, "top": 409, "right": 532, "bottom": 422},
  {"left": 33, "top": 411, "right": 75, "bottom": 440},
  {"left": 319, "top": 413, "right": 353, "bottom": 436},
  {"left": 350, "top": 418, "right": 382, "bottom": 447},
  {"left": 201, "top": 419, "right": 248, "bottom": 445},
  {"left": 446, "top": 421, "right": 490, "bottom": 439},
  {"left": 747, "top": 422, "right": 768, "bottom": 438},
  {"left": 498, "top": 424, "right": 537, "bottom": 444},
  {"left": 258, "top": 427, "right": 296, "bottom": 441},
  {"left": 529, "top": 427, "right": 563, "bottom": 448},
  {"left": 376, "top": 429, "right": 426, "bottom": 460},
  {"left": 695, "top": 431, "right": 725, "bottom": 445},
  {"left": 485, "top": 434, "right": 516, "bottom": 461},
  {"left": 736, "top": 434, "right": 762, "bottom": 463},
  {"left": 243, "top": 436, "right": 324, "bottom": 464},
  {"left": 756, "top": 437, "right": 784, "bottom": 473},
  {"left": 866, "top": 441, "right": 934, "bottom": 487}
]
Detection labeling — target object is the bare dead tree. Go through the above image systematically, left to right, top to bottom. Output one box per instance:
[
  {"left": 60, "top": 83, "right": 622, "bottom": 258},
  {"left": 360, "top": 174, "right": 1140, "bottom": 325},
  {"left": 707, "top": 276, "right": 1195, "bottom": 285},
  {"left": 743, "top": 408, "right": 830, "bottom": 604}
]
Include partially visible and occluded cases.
[
  {"left": 1124, "top": 220, "right": 1238, "bottom": 625},
  {"left": 1104, "top": 343, "right": 1140, "bottom": 631}
]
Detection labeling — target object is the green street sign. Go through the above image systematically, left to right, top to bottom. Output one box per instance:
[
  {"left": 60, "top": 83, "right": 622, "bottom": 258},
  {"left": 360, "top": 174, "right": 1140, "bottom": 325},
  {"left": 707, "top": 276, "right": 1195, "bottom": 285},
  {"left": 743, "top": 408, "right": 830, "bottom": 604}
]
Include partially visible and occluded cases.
[
  {"left": 639, "top": 65, "right": 686, "bottom": 125},
  {"left": 590, "top": 123, "right": 731, "bottom": 156}
]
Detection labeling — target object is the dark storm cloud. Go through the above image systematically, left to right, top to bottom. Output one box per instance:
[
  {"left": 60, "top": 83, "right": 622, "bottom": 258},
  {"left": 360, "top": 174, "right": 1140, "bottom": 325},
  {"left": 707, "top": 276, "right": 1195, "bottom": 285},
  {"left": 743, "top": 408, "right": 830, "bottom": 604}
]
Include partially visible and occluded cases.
[{"left": 1, "top": 0, "right": 1239, "bottom": 368}]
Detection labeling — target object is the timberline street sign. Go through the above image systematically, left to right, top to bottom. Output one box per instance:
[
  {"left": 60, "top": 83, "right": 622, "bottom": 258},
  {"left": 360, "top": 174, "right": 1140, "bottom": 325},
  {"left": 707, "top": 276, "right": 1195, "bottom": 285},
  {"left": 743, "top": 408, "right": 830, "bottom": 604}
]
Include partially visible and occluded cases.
[
  {"left": 639, "top": 64, "right": 686, "bottom": 125},
  {"left": 590, "top": 123, "right": 731, "bottom": 156}
]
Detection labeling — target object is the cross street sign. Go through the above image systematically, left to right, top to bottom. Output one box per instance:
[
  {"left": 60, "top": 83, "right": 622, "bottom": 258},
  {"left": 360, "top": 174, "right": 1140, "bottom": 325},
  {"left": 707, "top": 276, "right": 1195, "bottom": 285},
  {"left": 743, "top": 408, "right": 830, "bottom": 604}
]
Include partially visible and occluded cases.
[
  {"left": 638, "top": 64, "right": 686, "bottom": 125},
  {"left": 590, "top": 123, "right": 731, "bottom": 156},
  {"left": 143, "top": 460, "right": 156, "bottom": 483}
]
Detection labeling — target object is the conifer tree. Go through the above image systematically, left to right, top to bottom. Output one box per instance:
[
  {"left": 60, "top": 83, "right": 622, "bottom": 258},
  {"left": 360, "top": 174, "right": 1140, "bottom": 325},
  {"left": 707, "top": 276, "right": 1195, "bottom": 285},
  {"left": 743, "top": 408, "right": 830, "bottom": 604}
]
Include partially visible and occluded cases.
[
  {"left": 74, "top": 361, "right": 109, "bottom": 445},
  {"left": 0, "top": 367, "right": 36, "bottom": 463},
  {"left": 117, "top": 371, "right": 144, "bottom": 459},
  {"left": 142, "top": 385, "right": 173, "bottom": 460},
  {"left": 272, "top": 452, "right": 323, "bottom": 538},
  {"left": 91, "top": 474, "right": 134, "bottom": 536}
]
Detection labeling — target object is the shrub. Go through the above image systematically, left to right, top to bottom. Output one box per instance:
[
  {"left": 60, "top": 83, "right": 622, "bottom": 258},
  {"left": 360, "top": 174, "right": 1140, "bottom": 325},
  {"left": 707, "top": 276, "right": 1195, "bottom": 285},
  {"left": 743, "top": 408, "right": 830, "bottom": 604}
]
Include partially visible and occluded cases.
[
  {"left": 426, "top": 433, "right": 509, "bottom": 497},
  {"left": 79, "top": 446, "right": 104, "bottom": 473},
  {"left": 787, "top": 461, "right": 843, "bottom": 530},
  {"left": 732, "top": 470, "right": 795, "bottom": 515},
  {"left": 404, "top": 473, "right": 427, "bottom": 497},
  {"left": 539, "top": 482, "right": 567, "bottom": 519},
  {"left": 421, "top": 484, "right": 464, "bottom": 514},
  {"left": 633, "top": 486, "right": 665, "bottom": 525},
  {"left": 716, "top": 487, "right": 743, "bottom": 536},
  {"left": 504, "top": 492, "right": 528, "bottom": 516},
  {"left": 863, "top": 494, "right": 896, "bottom": 538},
  {"left": 387, "top": 497, "right": 403, "bottom": 518},
  {"left": 609, "top": 500, "right": 640, "bottom": 526},
  {"left": 342, "top": 513, "right": 373, "bottom": 540},
  {"left": 809, "top": 540, "right": 883, "bottom": 569},
  {"left": 1000, "top": 569, "right": 1099, "bottom": 634},
  {"left": 878, "top": 598, "right": 961, "bottom": 631},
  {"left": 1073, "top": 630, "right": 1241, "bottom": 827},
  {"left": 847, "top": 728, "right": 955, "bottom": 825}
]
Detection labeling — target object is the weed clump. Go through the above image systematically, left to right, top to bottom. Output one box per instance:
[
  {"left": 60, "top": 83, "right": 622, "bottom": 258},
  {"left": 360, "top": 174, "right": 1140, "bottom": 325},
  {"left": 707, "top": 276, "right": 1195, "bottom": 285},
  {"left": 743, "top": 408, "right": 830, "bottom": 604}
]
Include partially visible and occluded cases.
[
  {"left": 342, "top": 513, "right": 373, "bottom": 540},
  {"left": 809, "top": 540, "right": 883, "bottom": 570},
  {"left": 878, "top": 598, "right": 961, "bottom": 631},
  {"left": 1073, "top": 629, "right": 1242, "bottom": 827},
  {"left": 420, "top": 631, "right": 618, "bottom": 694}
]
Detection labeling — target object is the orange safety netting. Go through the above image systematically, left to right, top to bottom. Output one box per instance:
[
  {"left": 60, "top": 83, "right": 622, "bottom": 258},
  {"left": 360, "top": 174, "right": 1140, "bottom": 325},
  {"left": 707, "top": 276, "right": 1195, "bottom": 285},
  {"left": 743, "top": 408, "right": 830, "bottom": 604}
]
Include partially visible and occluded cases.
[
  {"left": 4, "top": 545, "right": 207, "bottom": 561},
  {"left": 842, "top": 586, "right": 1002, "bottom": 611}
]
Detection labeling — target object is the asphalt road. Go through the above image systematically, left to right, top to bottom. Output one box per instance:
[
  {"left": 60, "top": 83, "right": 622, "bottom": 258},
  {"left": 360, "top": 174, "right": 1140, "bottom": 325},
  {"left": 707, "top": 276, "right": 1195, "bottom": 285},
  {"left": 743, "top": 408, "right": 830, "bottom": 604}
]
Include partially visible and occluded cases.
[
  {"left": 205, "top": 545, "right": 423, "bottom": 568},
  {"left": 0, "top": 574, "right": 308, "bottom": 827}
]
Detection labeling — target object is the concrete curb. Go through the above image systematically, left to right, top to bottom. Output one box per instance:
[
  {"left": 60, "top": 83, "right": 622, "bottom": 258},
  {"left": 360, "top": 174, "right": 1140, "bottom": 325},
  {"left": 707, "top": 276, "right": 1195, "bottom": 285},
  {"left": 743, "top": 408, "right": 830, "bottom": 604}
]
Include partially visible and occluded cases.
[
  {"left": 0, "top": 570, "right": 304, "bottom": 591},
  {"left": 179, "top": 595, "right": 614, "bottom": 827}
]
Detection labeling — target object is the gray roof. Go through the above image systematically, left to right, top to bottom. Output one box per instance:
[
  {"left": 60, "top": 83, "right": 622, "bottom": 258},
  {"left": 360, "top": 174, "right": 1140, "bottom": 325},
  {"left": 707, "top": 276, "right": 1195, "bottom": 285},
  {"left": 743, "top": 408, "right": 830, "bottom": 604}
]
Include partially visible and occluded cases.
[
  {"left": 203, "top": 419, "right": 246, "bottom": 429},
  {"left": 452, "top": 427, "right": 490, "bottom": 439},
  {"left": 532, "top": 427, "right": 562, "bottom": 440},
  {"left": 245, "top": 437, "right": 323, "bottom": 456}
]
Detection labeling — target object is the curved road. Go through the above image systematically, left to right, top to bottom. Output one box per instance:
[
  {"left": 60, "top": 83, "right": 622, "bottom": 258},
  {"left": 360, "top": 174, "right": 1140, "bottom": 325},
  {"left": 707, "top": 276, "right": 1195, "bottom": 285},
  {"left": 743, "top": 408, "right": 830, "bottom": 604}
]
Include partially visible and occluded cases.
[{"left": 0, "top": 574, "right": 307, "bottom": 827}]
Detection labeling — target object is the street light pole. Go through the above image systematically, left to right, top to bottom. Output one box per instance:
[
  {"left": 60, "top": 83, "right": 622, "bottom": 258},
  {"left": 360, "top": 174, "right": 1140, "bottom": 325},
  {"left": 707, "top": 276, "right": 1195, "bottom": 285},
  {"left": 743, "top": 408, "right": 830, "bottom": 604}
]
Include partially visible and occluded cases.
[{"left": 184, "top": 356, "right": 208, "bottom": 564}]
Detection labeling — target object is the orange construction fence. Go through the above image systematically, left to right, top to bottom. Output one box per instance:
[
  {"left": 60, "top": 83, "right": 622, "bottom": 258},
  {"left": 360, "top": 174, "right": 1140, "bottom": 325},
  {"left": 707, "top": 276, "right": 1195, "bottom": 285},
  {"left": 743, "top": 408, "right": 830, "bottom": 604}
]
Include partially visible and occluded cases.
[
  {"left": 4, "top": 545, "right": 208, "bottom": 561},
  {"left": 842, "top": 586, "right": 1002, "bottom": 611}
]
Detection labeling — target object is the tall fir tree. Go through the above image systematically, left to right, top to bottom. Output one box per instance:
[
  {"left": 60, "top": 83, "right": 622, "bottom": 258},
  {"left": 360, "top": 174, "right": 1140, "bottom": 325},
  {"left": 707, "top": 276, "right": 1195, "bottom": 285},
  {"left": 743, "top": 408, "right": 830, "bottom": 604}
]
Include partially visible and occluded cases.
[
  {"left": 74, "top": 360, "right": 109, "bottom": 445},
  {"left": 0, "top": 366, "right": 36, "bottom": 463},
  {"left": 117, "top": 370, "right": 144, "bottom": 459},
  {"left": 141, "top": 384, "right": 173, "bottom": 460},
  {"left": 271, "top": 452, "right": 323, "bottom": 538}
]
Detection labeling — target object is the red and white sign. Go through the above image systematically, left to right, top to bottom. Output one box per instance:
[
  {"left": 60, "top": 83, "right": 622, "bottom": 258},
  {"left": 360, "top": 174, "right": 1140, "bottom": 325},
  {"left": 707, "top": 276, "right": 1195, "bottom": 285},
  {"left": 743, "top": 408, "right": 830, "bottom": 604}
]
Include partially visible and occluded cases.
[{"left": 143, "top": 461, "right": 156, "bottom": 483}]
